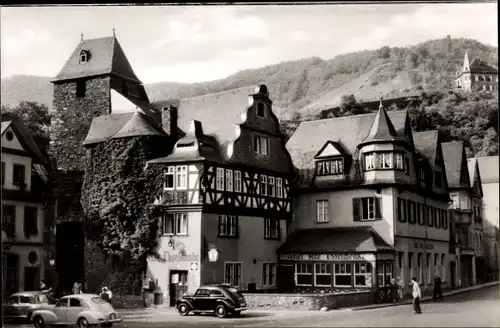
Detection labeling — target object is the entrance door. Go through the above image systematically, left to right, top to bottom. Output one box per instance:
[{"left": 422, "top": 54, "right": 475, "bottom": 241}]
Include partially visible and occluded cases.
[
  {"left": 4, "top": 253, "right": 19, "bottom": 295},
  {"left": 450, "top": 261, "right": 456, "bottom": 289},
  {"left": 277, "top": 264, "right": 295, "bottom": 293},
  {"left": 24, "top": 267, "right": 39, "bottom": 291},
  {"left": 169, "top": 271, "right": 188, "bottom": 307}
]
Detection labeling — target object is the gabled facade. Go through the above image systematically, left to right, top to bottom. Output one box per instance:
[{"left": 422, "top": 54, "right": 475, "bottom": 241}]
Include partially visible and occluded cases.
[
  {"left": 455, "top": 52, "right": 498, "bottom": 92},
  {"left": 143, "top": 85, "right": 295, "bottom": 306},
  {"left": 283, "top": 102, "right": 451, "bottom": 301},
  {"left": 2, "top": 114, "right": 54, "bottom": 296}
]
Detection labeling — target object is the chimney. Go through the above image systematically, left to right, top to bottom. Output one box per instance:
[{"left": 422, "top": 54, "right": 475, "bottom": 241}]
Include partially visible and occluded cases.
[{"left": 162, "top": 105, "right": 177, "bottom": 139}]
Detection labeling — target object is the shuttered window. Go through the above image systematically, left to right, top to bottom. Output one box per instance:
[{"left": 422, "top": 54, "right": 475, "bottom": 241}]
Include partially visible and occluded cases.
[
  {"left": 353, "top": 197, "right": 382, "bottom": 221},
  {"left": 398, "top": 198, "right": 406, "bottom": 222}
]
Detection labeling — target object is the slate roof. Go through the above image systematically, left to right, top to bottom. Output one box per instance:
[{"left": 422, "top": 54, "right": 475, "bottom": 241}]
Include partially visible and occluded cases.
[
  {"left": 52, "top": 36, "right": 141, "bottom": 83},
  {"left": 469, "top": 58, "right": 498, "bottom": 74},
  {"left": 359, "top": 101, "right": 402, "bottom": 147},
  {"left": 286, "top": 110, "right": 408, "bottom": 171},
  {"left": 83, "top": 111, "right": 165, "bottom": 145},
  {"left": 413, "top": 130, "right": 439, "bottom": 164},
  {"left": 441, "top": 141, "right": 470, "bottom": 188},
  {"left": 476, "top": 156, "right": 499, "bottom": 184},
  {"left": 277, "top": 226, "right": 394, "bottom": 253}
]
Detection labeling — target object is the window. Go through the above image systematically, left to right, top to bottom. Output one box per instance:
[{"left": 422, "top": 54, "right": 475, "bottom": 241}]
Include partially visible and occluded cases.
[
  {"left": 79, "top": 51, "right": 88, "bottom": 63},
  {"left": 76, "top": 80, "right": 86, "bottom": 97},
  {"left": 257, "top": 103, "right": 265, "bottom": 118},
  {"left": 253, "top": 135, "right": 268, "bottom": 155},
  {"left": 377, "top": 152, "right": 392, "bottom": 169},
  {"left": 364, "top": 153, "right": 375, "bottom": 170},
  {"left": 395, "top": 153, "right": 404, "bottom": 170},
  {"left": 404, "top": 157, "right": 410, "bottom": 175},
  {"left": 316, "top": 159, "right": 344, "bottom": 175},
  {"left": 1, "top": 162, "right": 5, "bottom": 185},
  {"left": 13, "top": 164, "right": 25, "bottom": 186},
  {"left": 176, "top": 166, "right": 187, "bottom": 189},
  {"left": 165, "top": 167, "right": 174, "bottom": 189},
  {"left": 216, "top": 168, "right": 224, "bottom": 191},
  {"left": 225, "top": 169, "right": 233, "bottom": 192},
  {"left": 434, "top": 170, "right": 442, "bottom": 188},
  {"left": 234, "top": 171, "right": 242, "bottom": 193},
  {"left": 260, "top": 175, "right": 267, "bottom": 196},
  {"left": 268, "top": 177, "right": 275, "bottom": 197},
  {"left": 276, "top": 178, "right": 283, "bottom": 198},
  {"left": 450, "top": 194, "right": 458, "bottom": 209},
  {"left": 460, "top": 195, "right": 470, "bottom": 210},
  {"left": 353, "top": 197, "right": 381, "bottom": 221},
  {"left": 398, "top": 198, "right": 406, "bottom": 222},
  {"left": 316, "top": 200, "right": 329, "bottom": 223},
  {"left": 407, "top": 200, "right": 416, "bottom": 224},
  {"left": 417, "top": 203, "right": 424, "bottom": 225},
  {"left": 2, "top": 205, "right": 16, "bottom": 237},
  {"left": 427, "top": 206, "right": 434, "bottom": 227},
  {"left": 24, "top": 207, "right": 38, "bottom": 238},
  {"left": 435, "top": 208, "right": 441, "bottom": 228},
  {"left": 162, "top": 213, "right": 188, "bottom": 235},
  {"left": 218, "top": 215, "right": 238, "bottom": 237},
  {"left": 264, "top": 218, "right": 280, "bottom": 239},
  {"left": 408, "top": 252, "right": 413, "bottom": 269},
  {"left": 434, "top": 253, "right": 438, "bottom": 266},
  {"left": 441, "top": 254, "right": 446, "bottom": 281},
  {"left": 225, "top": 262, "right": 242, "bottom": 287},
  {"left": 377, "top": 262, "right": 393, "bottom": 287},
  {"left": 262, "top": 263, "right": 277, "bottom": 287},
  {"left": 296, "top": 263, "right": 313, "bottom": 286},
  {"left": 314, "top": 263, "right": 333, "bottom": 287},
  {"left": 334, "top": 263, "right": 352, "bottom": 287},
  {"left": 354, "top": 263, "right": 373, "bottom": 287},
  {"left": 195, "top": 289, "right": 210, "bottom": 297},
  {"left": 210, "top": 290, "right": 223, "bottom": 297},
  {"left": 69, "top": 299, "right": 82, "bottom": 307}
]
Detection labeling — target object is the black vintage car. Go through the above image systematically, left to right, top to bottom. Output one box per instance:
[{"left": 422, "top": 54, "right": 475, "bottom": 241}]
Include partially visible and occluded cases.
[{"left": 176, "top": 284, "right": 248, "bottom": 318}]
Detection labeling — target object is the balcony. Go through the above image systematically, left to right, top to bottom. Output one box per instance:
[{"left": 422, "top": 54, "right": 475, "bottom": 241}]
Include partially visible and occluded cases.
[{"left": 452, "top": 209, "right": 472, "bottom": 225}]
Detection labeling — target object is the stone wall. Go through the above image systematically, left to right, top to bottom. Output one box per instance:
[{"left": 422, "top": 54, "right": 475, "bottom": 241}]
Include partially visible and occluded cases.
[{"left": 111, "top": 293, "right": 154, "bottom": 309}]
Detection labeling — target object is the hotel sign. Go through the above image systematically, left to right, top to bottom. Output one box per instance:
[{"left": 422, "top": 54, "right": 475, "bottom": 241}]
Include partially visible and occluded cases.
[
  {"left": 413, "top": 242, "right": 434, "bottom": 250},
  {"left": 280, "top": 253, "right": 375, "bottom": 262}
]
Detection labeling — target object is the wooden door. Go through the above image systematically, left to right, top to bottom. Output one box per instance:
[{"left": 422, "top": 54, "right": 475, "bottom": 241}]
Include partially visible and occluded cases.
[{"left": 277, "top": 264, "right": 295, "bottom": 293}]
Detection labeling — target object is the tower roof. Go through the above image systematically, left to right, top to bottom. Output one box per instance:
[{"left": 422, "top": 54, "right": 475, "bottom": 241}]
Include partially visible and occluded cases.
[
  {"left": 52, "top": 36, "right": 142, "bottom": 83},
  {"left": 358, "top": 100, "right": 401, "bottom": 147},
  {"left": 111, "top": 111, "right": 165, "bottom": 140}
]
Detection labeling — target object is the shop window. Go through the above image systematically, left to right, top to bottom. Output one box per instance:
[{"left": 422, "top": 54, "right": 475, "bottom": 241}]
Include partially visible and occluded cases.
[
  {"left": 164, "top": 167, "right": 174, "bottom": 189},
  {"left": 23, "top": 206, "right": 38, "bottom": 238},
  {"left": 162, "top": 213, "right": 188, "bottom": 235},
  {"left": 218, "top": 215, "right": 238, "bottom": 238},
  {"left": 264, "top": 218, "right": 280, "bottom": 240},
  {"left": 224, "top": 262, "right": 242, "bottom": 287},
  {"left": 261, "top": 262, "right": 277, "bottom": 287},
  {"left": 377, "top": 262, "right": 393, "bottom": 287},
  {"left": 295, "top": 263, "right": 313, "bottom": 286},
  {"left": 314, "top": 263, "right": 333, "bottom": 287},
  {"left": 334, "top": 263, "right": 352, "bottom": 287},
  {"left": 354, "top": 263, "right": 373, "bottom": 287}
]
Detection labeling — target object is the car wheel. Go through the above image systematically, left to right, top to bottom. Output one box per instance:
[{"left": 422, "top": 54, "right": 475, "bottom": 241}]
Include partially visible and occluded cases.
[
  {"left": 177, "top": 303, "right": 190, "bottom": 316},
  {"left": 215, "top": 304, "right": 227, "bottom": 318},
  {"left": 233, "top": 310, "right": 241, "bottom": 317},
  {"left": 33, "top": 316, "right": 45, "bottom": 328},
  {"left": 78, "top": 317, "right": 90, "bottom": 328}
]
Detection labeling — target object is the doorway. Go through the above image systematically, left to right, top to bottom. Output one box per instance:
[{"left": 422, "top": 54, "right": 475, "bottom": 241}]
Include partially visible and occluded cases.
[
  {"left": 450, "top": 261, "right": 456, "bottom": 289},
  {"left": 277, "top": 264, "right": 295, "bottom": 293},
  {"left": 24, "top": 267, "right": 40, "bottom": 291},
  {"left": 169, "top": 270, "right": 188, "bottom": 307}
]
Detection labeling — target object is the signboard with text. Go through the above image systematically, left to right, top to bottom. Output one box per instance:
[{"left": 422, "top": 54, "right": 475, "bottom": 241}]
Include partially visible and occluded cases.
[{"left": 279, "top": 253, "right": 375, "bottom": 262}]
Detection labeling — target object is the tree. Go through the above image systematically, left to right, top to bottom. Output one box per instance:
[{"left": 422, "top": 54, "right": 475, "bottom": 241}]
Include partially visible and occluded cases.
[
  {"left": 339, "top": 94, "right": 365, "bottom": 116},
  {"left": 1, "top": 101, "right": 51, "bottom": 140}
]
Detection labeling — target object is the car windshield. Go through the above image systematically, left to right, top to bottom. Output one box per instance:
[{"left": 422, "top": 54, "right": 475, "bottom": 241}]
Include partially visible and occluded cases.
[
  {"left": 37, "top": 295, "right": 49, "bottom": 303},
  {"left": 8, "top": 297, "right": 18, "bottom": 304},
  {"left": 91, "top": 297, "right": 107, "bottom": 304}
]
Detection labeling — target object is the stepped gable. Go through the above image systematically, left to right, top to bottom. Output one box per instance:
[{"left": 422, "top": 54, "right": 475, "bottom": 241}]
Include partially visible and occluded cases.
[
  {"left": 52, "top": 36, "right": 141, "bottom": 83},
  {"left": 469, "top": 58, "right": 498, "bottom": 74},
  {"left": 358, "top": 100, "right": 402, "bottom": 148},
  {"left": 111, "top": 111, "right": 165, "bottom": 139},
  {"left": 441, "top": 141, "right": 470, "bottom": 188}
]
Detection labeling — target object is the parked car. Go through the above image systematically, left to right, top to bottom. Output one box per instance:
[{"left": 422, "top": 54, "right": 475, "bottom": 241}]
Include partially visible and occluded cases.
[
  {"left": 176, "top": 284, "right": 248, "bottom": 318},
  {"left": 3, "top": 291, "right": 50, "bottom": 322},
  {"left": 30, "top": 293, "right": 121, "bottom": 328}
]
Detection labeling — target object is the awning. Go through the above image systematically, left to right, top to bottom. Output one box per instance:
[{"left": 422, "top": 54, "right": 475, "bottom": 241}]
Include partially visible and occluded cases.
[{"left": 278, "top": 226, "right": 394, "bottom": 254}]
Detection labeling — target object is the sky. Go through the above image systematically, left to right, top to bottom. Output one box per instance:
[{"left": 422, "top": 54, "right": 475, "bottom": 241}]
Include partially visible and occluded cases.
[{"left": 1, "top": 3, "right": 498, "bottom": 84}]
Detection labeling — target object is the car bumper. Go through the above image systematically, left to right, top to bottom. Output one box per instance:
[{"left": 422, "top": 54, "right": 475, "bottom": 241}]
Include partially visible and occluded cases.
[
  {"left": 234, "top": 307, "right": 248, "bottom": 311},
  {"left": 100, "top": 318, "right": 122, "bottom": 324}
]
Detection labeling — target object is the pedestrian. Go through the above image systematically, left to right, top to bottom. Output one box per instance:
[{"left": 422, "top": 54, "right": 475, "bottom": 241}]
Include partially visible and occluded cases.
[
  {"left": 433, "top": 275, "right": 443, "bottom": 301},
  {"left": 396, "top": 277, "right": 404, "bottom": 301},
  {"left": 411, "top": 277, "right": 422, "bottom": 314},
  {"left": 390, "top": 278, "right": 398, "bottom": 302},
  {"left": 72, "top": 281, "right": 82, "bottom": 295},
  {"left": 100, "top": 287, "right": 113, "bottom": 303}
]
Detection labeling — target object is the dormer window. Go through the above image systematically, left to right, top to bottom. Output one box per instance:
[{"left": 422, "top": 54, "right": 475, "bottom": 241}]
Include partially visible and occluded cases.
[
  {"left": 79, "top": 50, "right": 89, "bottom": 63},
  {"left": 257, "top": 103, "right": 265, "bottom": 118},
  {"left": 316, "top": 158, "right": 344, "bottom": 176}
]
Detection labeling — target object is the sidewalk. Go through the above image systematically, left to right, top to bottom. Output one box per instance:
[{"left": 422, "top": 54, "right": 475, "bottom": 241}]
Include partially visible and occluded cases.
[{"left": 345, "top": 280, "right": 499, "bottom": 311}]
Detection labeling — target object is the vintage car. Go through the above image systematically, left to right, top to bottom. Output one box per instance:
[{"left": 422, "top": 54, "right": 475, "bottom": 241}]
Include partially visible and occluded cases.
[
  {"left": 176, "top": 284, "right": 248, "bottom": 318},
  {"left": 3, "top": 291, "right": 50, "bottom": 322},
  {"left": 30, "top": 293, "right": 122, "bottom": 328}
]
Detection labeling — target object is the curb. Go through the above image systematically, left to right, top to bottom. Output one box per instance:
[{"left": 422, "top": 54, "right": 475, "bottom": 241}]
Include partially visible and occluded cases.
[{"left": 346, "top": 281, "right": 499, "bottom": 311}]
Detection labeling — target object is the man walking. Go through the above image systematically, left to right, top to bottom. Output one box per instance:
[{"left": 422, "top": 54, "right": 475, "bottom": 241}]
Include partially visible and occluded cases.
[
  {"left": 433, "top": 275, "right": 443, "bottom": 301},
  {"left": 411, "top": 277, "right": 422, "bottom": 314}
]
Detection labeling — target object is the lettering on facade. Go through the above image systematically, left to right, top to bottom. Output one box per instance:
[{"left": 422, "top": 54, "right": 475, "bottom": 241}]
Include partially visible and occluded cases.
[
  {"left": 413, "top": 242, "right": 434, "bottom": 250},
  {"left": 163, "top": 252, "right": 199, "bottom": 262},
  {"left": 280, "top": 253, "right": 370, "bottom": 261}
]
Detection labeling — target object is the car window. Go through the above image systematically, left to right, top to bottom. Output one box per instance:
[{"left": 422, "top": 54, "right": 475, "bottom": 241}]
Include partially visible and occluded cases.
[
  {"left": 195, "top": 289, "right": 210, "bottom": 296},
  {"left": 210, "top": 290, "right": 223, "bottom": 297},
  {"left": 37, "top": 295, "right": 49, "bottom": 303},
  {"left": 8, "top": 296, "right": 18, "bottom": 304},
  {"left": 19, "top": 296, "right": 33, "bottom": 304},
  {"left": 91, "top": 297, "right": 107, "bottom": 304},
  {"left": 55, "top": 298, "right": 68, "bottom": 307},
  {"left": 69, "top": 298, "right": 82, "bottom": 307}
]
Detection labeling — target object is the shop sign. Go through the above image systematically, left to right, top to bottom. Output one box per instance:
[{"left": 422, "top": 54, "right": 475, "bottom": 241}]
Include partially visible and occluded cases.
[
  {"left": 413, "top": 242, "right": 434, "bottom": 250},
  {"left": 163, "top": 251, "right": 199, "bottom": 262},
  {"left": 280, "top": 253, "right": 373, "bottom": 261}
]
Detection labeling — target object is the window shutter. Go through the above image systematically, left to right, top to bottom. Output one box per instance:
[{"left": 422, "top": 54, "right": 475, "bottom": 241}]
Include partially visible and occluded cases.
[
  {"left": 375, "top": 197, "right": 382, "bottom": 220},
  {"left": 352, "top": 198, "right": 361, "bottom": 221},
  {"left": 398, "top": 198, "right": 406, "bottom": 222},
  {"left": 407, "top": 200, "right": 413, "bottom": 225}
]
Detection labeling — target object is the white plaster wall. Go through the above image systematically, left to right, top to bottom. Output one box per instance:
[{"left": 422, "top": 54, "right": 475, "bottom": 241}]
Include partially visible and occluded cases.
[
  {"left": 2, "top": 153, "right": 32, "bottom": 191},
  {"left": 1, "top": 200, "right": 45, "bottom": 244}
]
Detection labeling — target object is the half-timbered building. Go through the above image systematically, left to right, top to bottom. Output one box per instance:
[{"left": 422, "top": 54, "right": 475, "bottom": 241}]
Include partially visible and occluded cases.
[
  {"left": 146, "top": 85, "right": 295, "bottom": 306},
  {"left": 283, "top": 102, "right": 451, "bottom": 301}
]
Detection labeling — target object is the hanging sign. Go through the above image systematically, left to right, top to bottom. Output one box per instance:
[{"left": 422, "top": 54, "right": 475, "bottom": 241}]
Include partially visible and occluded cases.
[{"left": 208, "top": 247, "right": 220, "bottom": 263}]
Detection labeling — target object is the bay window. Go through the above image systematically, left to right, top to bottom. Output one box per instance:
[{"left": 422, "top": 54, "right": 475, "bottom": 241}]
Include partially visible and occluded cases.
[
  {"left": 364, "top": 152, "right": 406, "bottom": 171},
  {"left": 365, "top": 153, "right": 375, "bottom": 170},
  {"left": 176, "top": 166, "right": 187, "bottom": 189},
  {"left": 377, "top": 262, "right": 393, "bottom": 287},
  {"left": 295, "top": 263, "right": 313, "bottom": 286},
  {"left": 314, "top": 263, "right": 333, "bottom": 287},
  {"left": 334, "top": 263, "right": 352, "bottom": 287},
  {"left": 354, "top": 263, "right": 373, "bottom": 287}
]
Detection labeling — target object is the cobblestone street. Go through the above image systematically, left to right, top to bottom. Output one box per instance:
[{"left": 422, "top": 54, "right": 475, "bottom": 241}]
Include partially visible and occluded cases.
[{"left": 4, "top": 286, "right": 498, "bottom": 328}]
